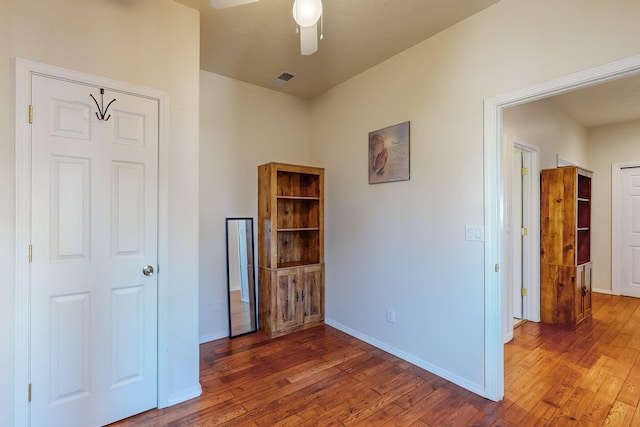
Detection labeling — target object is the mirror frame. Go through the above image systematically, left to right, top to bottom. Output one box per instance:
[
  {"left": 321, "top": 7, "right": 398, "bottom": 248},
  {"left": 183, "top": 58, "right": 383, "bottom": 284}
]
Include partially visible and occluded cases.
[{"left": 225, "top": 217, "right": 257, "bottom": 338}]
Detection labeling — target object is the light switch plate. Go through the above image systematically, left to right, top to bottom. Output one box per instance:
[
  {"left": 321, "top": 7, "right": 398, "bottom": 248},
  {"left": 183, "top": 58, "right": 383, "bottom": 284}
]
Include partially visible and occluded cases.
[{"left": 465, "top": 225, "right": 484, "bottom": 242}]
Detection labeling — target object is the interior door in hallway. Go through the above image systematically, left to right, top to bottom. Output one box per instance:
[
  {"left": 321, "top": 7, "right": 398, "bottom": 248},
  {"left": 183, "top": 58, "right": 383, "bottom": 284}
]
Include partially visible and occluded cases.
[
  {"left": 30, "top": 74, "right": 159, "bottom": 427},
  {"left": 512, "top": 147, "right": 531, "bottom": 319},
  {"left": 512, "top": 148, "right": 523, "bottom": 319},
  {"left": 621, "top": 166, "right": 640, "bottom": 298}
]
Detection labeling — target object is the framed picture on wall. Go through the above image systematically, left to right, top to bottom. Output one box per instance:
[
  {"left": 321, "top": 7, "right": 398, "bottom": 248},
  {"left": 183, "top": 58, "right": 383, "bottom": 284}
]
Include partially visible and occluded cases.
[{"left": 368, "top": 121, "right": 410, "bottom": 184}]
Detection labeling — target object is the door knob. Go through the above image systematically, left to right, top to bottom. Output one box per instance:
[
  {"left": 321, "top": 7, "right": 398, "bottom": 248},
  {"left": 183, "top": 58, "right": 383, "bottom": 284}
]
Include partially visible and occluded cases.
[{"left": 143, "top": 265, "right": 155, "bottom": 276}]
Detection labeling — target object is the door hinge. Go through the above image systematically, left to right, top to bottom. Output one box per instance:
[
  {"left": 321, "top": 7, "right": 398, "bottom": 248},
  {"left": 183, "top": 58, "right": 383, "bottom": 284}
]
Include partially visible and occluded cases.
[
  {"left": 29, "top": 105, "right": 33, "bottom": 124},
  {"left": 521, "top": 167, "right": 528, "bottom": 176},
  {"left": 522, "top": 227, "right": 528, "bottom": 237},
  {"left": 28, "top": 245, "right": 32, "bottom": 263},
  {"left": 495, "top": 264, "right": 499, "bottom": 273},
  {"left": 521, "top": 288, "right": 528, "bottom": 297},
  {"left": 28, "top": 383, "right": 32, "bottom": 402}
]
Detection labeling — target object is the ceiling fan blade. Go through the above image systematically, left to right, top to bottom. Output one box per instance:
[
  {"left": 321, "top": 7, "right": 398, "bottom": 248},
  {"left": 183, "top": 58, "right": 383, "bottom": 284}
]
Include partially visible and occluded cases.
[
  {"left": 209, "top": 0, "right": 259, "bottom": 10},
  {"left": 299, "top": 23, "right": 318, "bottom": 55}
]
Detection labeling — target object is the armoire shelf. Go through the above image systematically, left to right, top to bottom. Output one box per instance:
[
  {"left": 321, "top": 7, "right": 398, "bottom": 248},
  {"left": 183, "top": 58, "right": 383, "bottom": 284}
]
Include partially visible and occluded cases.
[{"left": 258, "top": 162, "right": 325, "bottom": 337}]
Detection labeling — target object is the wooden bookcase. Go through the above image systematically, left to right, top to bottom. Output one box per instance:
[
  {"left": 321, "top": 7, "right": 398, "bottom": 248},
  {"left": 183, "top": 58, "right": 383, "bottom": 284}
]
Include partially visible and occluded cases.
[
  {"left": 258, "top": 162, "right": 324, "bottom": 337},
  {"left": 540, "top": 166, "right": 593, "bottom": 328}
]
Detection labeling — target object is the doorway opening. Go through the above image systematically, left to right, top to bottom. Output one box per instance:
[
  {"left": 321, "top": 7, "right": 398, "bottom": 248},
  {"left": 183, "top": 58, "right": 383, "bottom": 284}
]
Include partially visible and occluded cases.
[
  {"left": 483, "top": 54, "right": 640, "bottom": 402},
  {"left": 613, "top": 162, "right": 640, "bottom": 296}
]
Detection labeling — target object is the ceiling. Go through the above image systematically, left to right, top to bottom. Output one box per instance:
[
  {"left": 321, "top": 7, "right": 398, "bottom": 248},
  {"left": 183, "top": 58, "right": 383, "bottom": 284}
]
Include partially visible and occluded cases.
[
  {"left": 175, "top": 0, "right": 500, "bottom": 99},
  {"left": 176, "top": 0, "right": 640, "bottom": 128},
  {"left": 545, "top": 74, "right": 640, "bottom": 128}
]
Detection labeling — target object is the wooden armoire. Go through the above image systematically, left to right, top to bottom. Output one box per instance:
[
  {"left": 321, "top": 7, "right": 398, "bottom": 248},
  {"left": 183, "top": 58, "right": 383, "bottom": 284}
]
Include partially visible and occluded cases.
[
  {"left": 257, "top": 162, "right": 324, "bottom": 337},
  {"left": 540, "top": 166, "right": 593, "bottom": 328}
]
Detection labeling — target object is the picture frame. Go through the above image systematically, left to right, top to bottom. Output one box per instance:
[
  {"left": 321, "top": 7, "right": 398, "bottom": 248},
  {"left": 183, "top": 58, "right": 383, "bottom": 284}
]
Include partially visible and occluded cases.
[{"left": 368, "top": 121, "right": 410, "bottom": 184}]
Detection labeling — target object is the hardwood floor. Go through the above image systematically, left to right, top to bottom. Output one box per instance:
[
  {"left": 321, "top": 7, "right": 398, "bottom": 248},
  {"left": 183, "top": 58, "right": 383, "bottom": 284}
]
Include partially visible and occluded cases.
[
  {"left": 230, "top": 289, "right": 254, "bottom": 335},
  {"left": 110, "top": 293, "right": 640, "bottom": 426}
]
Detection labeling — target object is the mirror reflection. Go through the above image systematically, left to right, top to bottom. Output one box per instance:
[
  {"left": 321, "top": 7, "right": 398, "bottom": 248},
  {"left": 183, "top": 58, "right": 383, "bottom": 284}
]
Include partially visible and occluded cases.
[{"left": 226, "top": 218, "right": 257, "bottom": 337}]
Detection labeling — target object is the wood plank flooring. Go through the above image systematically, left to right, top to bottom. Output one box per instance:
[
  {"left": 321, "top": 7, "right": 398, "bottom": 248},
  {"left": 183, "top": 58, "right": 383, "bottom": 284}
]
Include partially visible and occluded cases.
[
  {"left": 230, "top": 289, "right": 254, "bottom": 336},
  {"left": 110, "top": 293, "right": 640, "bottom": 426}
]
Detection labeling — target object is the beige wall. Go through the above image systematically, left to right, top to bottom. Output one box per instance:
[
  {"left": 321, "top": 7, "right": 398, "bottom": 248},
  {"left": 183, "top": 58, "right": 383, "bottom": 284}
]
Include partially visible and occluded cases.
[
  {"left": 310, "top": 0, "right": 640, "bottom": 391},
  {"left": 1, "top": 1, "right": 201, "bottom": 424},
  {"left": 0, "top": 2, "right": 14, "bottom": 425},
  {"left": 199, "top": 70, "right": 311, "bottom": 341},
  {"left": 503, "top": 99, "right": 589, "bottom": 170},
  {"left": 588, "top": 119, "right": 640, "bottom": 293}
]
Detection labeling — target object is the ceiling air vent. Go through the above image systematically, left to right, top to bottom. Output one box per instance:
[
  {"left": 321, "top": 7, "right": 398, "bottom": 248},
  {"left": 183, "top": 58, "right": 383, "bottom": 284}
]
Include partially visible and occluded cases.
[{"left": 268, "top": 72, "right": 295, "bottom": 88}]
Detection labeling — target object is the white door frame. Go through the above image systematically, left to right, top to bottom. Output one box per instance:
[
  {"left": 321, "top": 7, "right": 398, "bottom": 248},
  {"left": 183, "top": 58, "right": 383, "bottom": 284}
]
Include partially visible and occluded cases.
[
  {"left": 483, "top": 53, "right": 640, "bottom": 401},
  {"left": 14, "top": 58, "right": 170, "bottom": 425},
  {"left": 503, "top": 139, "right": 540, "bottom": 343},
  {"left": 517, "top": 141, "right": 541, "bottom": 325},
  {"left": 612, "top": 161, "right": 640, "bottom": 295}
]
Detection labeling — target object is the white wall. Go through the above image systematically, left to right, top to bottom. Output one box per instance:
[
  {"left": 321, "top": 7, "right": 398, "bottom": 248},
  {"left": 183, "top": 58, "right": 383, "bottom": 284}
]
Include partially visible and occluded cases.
[
  {"left": 309, "top": 0, "right": 640, "bottom": 393},
  {"left": 1, "top": 1, "right": 201, "bottom": 424},
  {"left": 199, "top": 70, "right": 311, "bottom": 342},
  {"left": 503, "top": 99, "right": 589, "bottom": 170},
  {"left": 588, "top": 119, "right": 640, "bottom": 294}
]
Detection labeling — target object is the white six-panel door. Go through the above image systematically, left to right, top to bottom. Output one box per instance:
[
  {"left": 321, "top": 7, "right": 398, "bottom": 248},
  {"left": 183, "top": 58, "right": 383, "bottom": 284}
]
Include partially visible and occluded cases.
[
  {"left": 30, "top": 74, "right": 159, "bottom": 426},
  {"left": 621, "top": 167, "right": 640, "bottom": 298}
]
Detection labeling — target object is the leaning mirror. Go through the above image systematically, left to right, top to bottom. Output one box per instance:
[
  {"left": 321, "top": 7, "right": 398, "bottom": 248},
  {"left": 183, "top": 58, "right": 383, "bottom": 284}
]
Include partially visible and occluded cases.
[{"left": 226, "top": 218, "right": 257, "bottom": 337}]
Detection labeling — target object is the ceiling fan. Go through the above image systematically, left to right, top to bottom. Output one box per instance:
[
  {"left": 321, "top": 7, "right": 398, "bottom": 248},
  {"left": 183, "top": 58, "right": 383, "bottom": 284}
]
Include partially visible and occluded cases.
[{"left": 209, "top": 0, "right": 323, "bottom": 55}]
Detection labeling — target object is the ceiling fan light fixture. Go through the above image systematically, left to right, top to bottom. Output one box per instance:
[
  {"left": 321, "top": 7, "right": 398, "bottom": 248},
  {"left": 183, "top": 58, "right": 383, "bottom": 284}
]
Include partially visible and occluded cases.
[
  {"left": 292, "top": 0, "right": 322, "bottom": 27},
  {"left": 292, "top": 0, "right": 323, "bottom": 55},
  {"left": 299, "top": 24, "right": 318, "bottom": 55}
]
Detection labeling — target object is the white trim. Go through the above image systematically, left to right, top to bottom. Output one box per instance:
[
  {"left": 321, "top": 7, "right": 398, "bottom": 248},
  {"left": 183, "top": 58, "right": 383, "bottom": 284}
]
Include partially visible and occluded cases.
[
  {"left": 484, "top": 53, "right": 640, "bottom": 403},
  {"left": 14, "top": 58, "right": 171, "bottom": 424},
  {"left": 156, "top": 73, "right": 172, "bottom": 410},
  {"left": 483, "top": 91, "right": 503, "bottom": 402},
  {"left": 503, "top": 139, "right": 540, "bottom": 344},
  {"left": 514, "top": 139, "right": 541, "bottom": 325},
  {"left": 503, "top": 142, "right": 517, "bottom": 343},
  {"left": 556, "top": 154, "right": 576, "bottom": 167},
  {"left": 611, "top": 161, "right": 640, "bottom": 296},
  {"left": 593, "top": 288, "right": 613, "bottom": 295},
  {"left": 325, "top": 319, "right": 485, "bottom": 396},
  {"left": 503, "top": 330, "right": 513, "bottom": 345},
  {"left": 199, "top": 331, "right": 229, "bottom": 344},
  {"left": 165, "top": 385, "right": 203, "bottom": 407}
]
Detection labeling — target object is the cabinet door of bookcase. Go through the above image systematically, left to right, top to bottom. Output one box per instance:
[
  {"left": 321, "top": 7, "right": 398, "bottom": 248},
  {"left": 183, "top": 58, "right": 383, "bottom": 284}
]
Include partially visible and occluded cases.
[
  {"left": 577, "top": 262, "right": 592, "bottom": 324},
  {"left": 301, "top": 265, "right": 324, "bottom": 325},
  {"left": 275, "top": 269, "right": 298, "bottom": 332}
]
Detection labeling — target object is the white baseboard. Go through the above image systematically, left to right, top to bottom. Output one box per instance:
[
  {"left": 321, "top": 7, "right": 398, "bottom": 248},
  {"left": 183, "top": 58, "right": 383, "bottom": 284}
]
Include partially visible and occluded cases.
[
  {"left": 592, "top": 288, "right": 613, "bottom": 295},
  {"left": 324, "top": 318, "right": 485, "bottom": 397},
  {"left": 199, "top": 330, "right": 228, "bottom": 344},
  {"left": 503, "top": 330, "right": 514, "bottom": 344},
  {"left": 162, "top": 384, "right": 203, "bottom": 408}
]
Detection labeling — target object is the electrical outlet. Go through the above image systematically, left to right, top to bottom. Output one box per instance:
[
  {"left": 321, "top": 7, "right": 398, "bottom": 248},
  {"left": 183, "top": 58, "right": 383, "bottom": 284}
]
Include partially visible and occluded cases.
[
  {"left": 214, "top": 301, "right": 221, "bottom": 312},
  {"left": 387, "top": 308, "right": 396, "bottom": 323}
]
